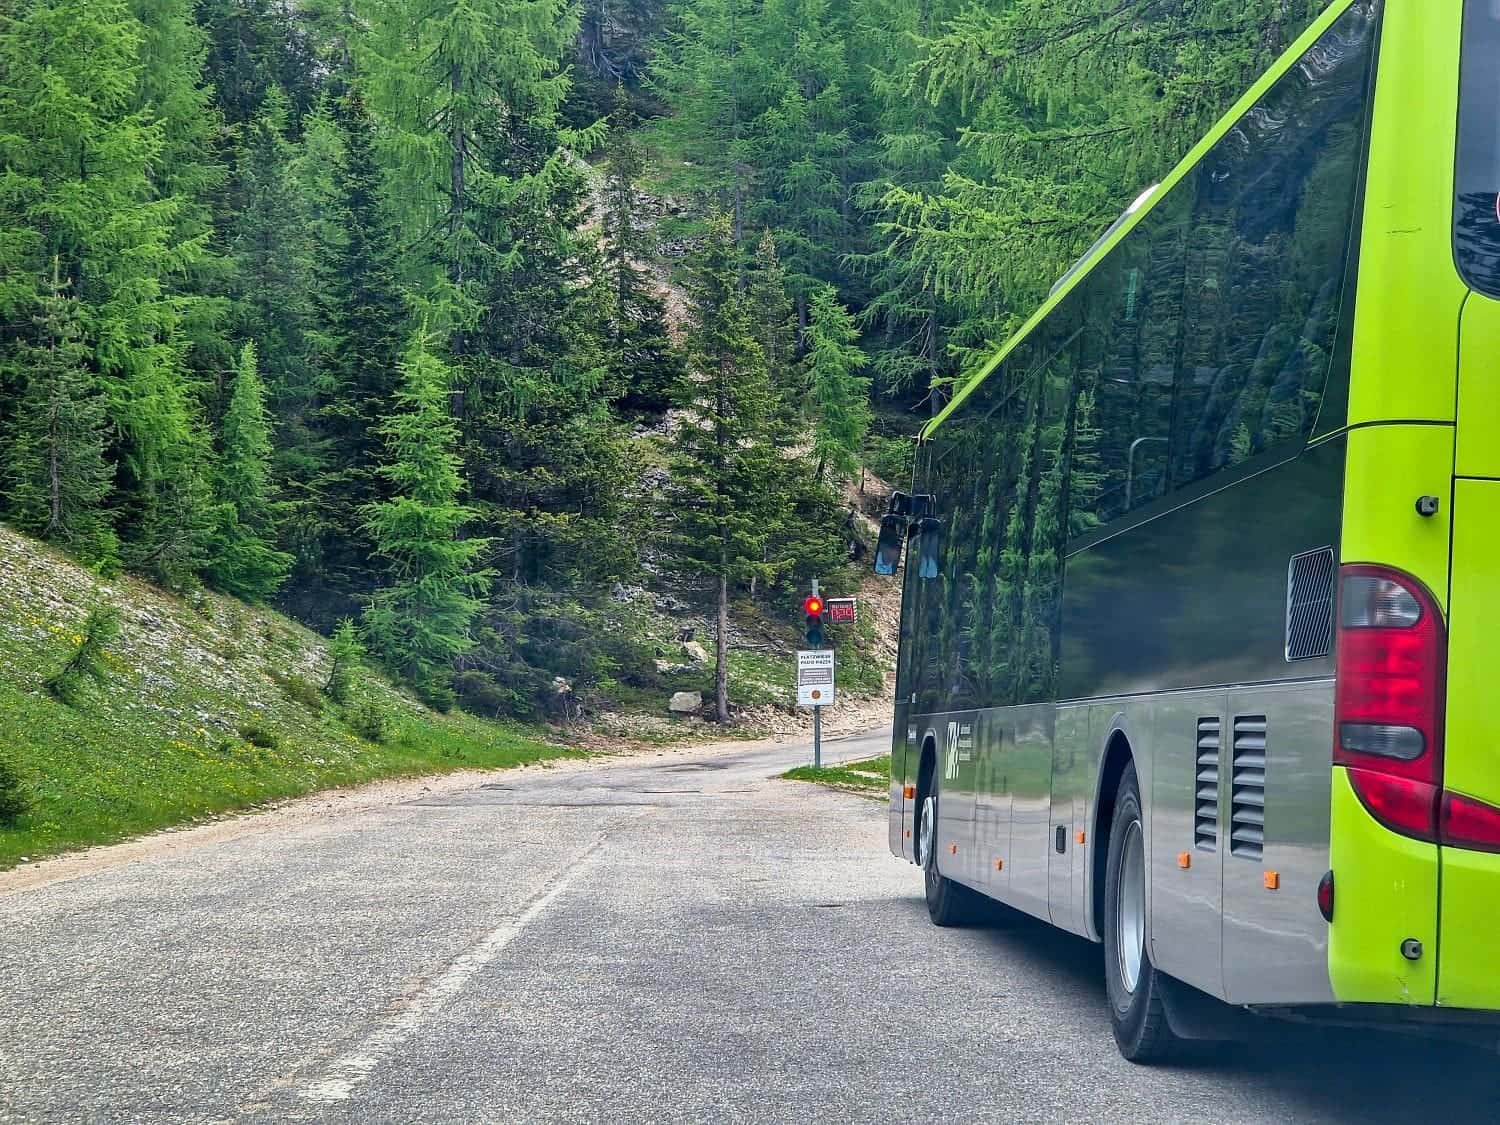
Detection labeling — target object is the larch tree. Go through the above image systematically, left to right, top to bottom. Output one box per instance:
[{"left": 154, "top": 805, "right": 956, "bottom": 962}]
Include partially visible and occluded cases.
[
  {"left": 0, "top": 0, "right": 213, "bottom": 590},
  {"left": 357, "top": 0, "right": 580, "bottom": 354},
  {"left": 804, "top": 285, "right": 872, "bottom": 482}
]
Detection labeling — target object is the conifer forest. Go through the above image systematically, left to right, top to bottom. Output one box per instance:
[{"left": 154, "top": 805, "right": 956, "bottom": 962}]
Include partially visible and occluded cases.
[{"left": 0, "top": 0, "right": 1333, "bottom": 723}]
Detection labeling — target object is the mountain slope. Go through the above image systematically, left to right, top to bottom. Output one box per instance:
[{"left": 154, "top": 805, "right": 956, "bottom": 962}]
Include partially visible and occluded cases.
[{"left": 0, "top": 525, "right": 573, "bottom": 869}]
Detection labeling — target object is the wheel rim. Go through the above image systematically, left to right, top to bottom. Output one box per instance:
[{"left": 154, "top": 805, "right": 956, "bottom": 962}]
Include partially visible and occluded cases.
[
  {"left": 918, "top": 795, "right": 935, "bottom": 869},
  {"left": 1115, "top": 819, "right": 1146, "bottom": 995}
]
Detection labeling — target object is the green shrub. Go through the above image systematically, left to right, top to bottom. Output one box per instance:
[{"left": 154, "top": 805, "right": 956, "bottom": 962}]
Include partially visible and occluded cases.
[
  {"left": 864, "top": 432, "right": 915, "bottom": 487},
  {"left": 46, "top": 605, "right": 121, "bottom": 706},
  {"left": 324, "top": 619, "right": 365, "bottom": 704},
  {"left": 272, "top": 670, "right": 324, "bottom": 713},
  {"left": 455, "top": 670, "right": 511, "bottom": 717},
  {"left": 346, "top": 695, "right": 390, "bottom": 744},
  {"left": 238, "top": 723, "right": 279, "bottom": 749},
  {"left": 0, "top": 754, "right": 31, "bottom": 826}
]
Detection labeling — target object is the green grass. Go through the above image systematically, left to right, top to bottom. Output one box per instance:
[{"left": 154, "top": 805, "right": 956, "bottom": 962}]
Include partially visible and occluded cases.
[
  {"left": 0, "top": 528, "right": 580, "bottom": 870},
  {"left": 782, "top": 754, "right": 891, "bottom": 797}
]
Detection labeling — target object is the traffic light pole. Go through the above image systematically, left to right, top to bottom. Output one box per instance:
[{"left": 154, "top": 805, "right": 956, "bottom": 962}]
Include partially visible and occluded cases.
[{"left": 811, "top": 579, "right": 822, "bottom": 769}]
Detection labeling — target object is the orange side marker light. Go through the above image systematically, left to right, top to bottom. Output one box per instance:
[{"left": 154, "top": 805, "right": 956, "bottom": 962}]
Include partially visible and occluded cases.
[
  {"left": 903, "top": 785, "right": 916, "bottom": 800},
  {"left": 1075, "top": 831, "right": 1087, "bottom": 845},
  {"left": 950, "top": 843, "right": 958, "bottom": 855},
  {"left": 1177, "top": 852, "right": 1192, "bottom": 869},
  {"left": 995, "top": 858, "right": 1004, "bottom": 871},
  {"left": 1264, "top": 871, "right": 1280, "bottom": 891}
]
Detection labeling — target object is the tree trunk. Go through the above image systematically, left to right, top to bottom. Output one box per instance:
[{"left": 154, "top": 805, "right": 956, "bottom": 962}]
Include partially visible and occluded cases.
[{"left": 715, "top": 568, "right": 730, "bottom": 723}]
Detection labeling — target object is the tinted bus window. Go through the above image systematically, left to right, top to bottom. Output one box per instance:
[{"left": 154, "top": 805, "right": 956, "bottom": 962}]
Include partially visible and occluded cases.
[{"left": 1457, "top": 0, "right": 1500, "bottom": 296}]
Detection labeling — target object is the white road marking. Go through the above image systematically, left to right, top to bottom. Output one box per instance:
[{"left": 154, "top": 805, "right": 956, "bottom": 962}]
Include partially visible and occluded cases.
[{"left": 299, "top": 840, "right": 602, "bottom": 1104}]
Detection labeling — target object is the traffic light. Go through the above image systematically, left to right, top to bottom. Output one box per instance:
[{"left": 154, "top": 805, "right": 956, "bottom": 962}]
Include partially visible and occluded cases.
[{"left": 803, "top": 594, "right": 826, "bottom": 647}]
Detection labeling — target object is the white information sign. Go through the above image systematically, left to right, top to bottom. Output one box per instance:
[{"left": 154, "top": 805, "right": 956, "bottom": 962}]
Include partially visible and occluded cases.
[{"left": 797, "top": 649, "right": 836, "bottom": 708}]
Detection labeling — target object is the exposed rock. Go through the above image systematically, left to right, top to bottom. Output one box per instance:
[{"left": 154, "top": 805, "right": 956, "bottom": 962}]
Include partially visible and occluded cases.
[
  {"left": 680, "top": 640, "right": 709, "bottom": 665},
  {"left": 668, "top": 691, "right": 702, "bottom": 715}
]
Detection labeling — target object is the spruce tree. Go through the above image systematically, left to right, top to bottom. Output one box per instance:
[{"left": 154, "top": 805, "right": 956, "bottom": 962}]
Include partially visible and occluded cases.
[
  {"left": 295, "top": 85, "right": 409, "bottom": 625},
  {"left": 601, "top": 85, "right": 681, "bottom": 415},
  {"left": 228, "top": 87, "right": 319, "bottom": 470},
  {"left": 666, "top": 211, "right": 782, "bottom": 723},
  {"left": 2, "top": 262, "right": 116, "bottom": 568},
  {"left": 804, "top": 286, "right": 872, "bottom": 482},
  {"left": 363, "top": 333, "right": 490, "bottom": 707},
  {"left": 206, "top": 343, "right": 294, "bottom": 600}
]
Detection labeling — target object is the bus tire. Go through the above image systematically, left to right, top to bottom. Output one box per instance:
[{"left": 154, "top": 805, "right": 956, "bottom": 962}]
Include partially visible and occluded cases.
[
  {"left": 1103, "top": 762, "right": 1184, "bottom": 1063},
  {"left": 919, "top": 783, "right": 980, "bottom": 927}
]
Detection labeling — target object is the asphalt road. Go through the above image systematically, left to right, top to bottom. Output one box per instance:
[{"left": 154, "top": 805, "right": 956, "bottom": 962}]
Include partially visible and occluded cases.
[{"left": 2, "top": 727, "right": 1497, "bottom": 1124}]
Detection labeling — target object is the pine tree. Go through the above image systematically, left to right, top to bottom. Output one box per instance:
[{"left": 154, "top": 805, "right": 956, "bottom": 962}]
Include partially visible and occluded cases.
[
  {"left": 601, "top": 85, "right": 681, "bottom": 414},
  {"left": 666, "top": 212, "right": 783, "bottom": 723},
  {"left": 1, "top": 262, "right": 116, "bottom": 568},
  {"left": 804, "top": 286, "right": 872, "bottom": 482},
  {"left": 363, "top": 332, "right": 491, "bottom": 707},
  {"left": 206, "top": 343, "right": 294, "bottom": 600}
]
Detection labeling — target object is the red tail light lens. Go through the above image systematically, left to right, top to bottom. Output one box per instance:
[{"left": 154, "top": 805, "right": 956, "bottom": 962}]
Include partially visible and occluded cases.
[
  {"left": 1335, "top": 565, "right": 1446, "bottom": 841},
  {"left": 1441, "top": 791, "right": 1500, "bottom": 854}
]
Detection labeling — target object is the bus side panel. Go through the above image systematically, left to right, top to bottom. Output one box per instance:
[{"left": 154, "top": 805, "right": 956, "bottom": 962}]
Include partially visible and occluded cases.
[
  {"left": 1059, "top": 441, "right": 1343, "bottom": 704},
  {"left": 1221, "top": 682, "right": 1336, "bottom": 1006},
  {"left": 1147, "top": 691, "right": 1225, "bottom": 1000},
  {"left": 1001, "top": 704, "right": 1055, "bottom": 922},
  {"left": 1047, "top": 704, "right": 1093, "bottom": 937},
  {"left": 975, "top": 710, "right": 1013, "bottom": 899},
  {"left": 928, "top": 712, "right": 983, "bottom": 888}
]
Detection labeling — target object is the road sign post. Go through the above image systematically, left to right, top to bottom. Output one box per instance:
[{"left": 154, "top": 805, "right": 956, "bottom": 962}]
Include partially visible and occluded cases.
[{"left": 797, "top": 648, "right": 836, "bottom": 767}]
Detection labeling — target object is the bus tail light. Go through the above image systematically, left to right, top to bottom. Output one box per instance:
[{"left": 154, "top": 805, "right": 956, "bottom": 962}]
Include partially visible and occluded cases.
[
  {"left": 1334, "top": 565, "right": 1446, "bottom": 843},
  {"left": 1441, "top": 791, "right": 1500, "bottom": 854}
]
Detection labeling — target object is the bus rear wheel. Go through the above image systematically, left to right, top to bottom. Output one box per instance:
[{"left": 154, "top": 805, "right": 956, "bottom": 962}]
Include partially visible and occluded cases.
[
  {"left": 1103, "top": 762, "right": 1185, "bottom": 1063},
  {"left": 919, "top": 785, "right": 981, "bottom": 927}
]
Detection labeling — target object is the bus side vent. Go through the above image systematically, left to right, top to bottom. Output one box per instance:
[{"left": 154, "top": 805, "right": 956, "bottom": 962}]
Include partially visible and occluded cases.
[
  {"left": 1286, "top": 547, "right": 1336, "bottom": 661},
  {"left": 1231, "top": 715, "right": 1267, "bottom": 860},
  {"left": 1195, "top": 717, "right": 1221, "bottom": 851}
]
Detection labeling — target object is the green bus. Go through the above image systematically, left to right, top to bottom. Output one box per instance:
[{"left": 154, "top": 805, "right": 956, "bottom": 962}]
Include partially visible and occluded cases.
[{"left": 875, "top": 0, "right": 1500, "bottom": 1061}]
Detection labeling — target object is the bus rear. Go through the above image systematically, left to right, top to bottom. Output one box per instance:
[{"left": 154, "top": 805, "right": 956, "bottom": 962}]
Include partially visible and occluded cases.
[{"left": 1330, "top": 0, "right": 1500, "bottom": 1019}]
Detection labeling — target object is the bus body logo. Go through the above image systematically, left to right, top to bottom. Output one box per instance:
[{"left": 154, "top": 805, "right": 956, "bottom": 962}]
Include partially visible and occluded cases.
[{"left": 945, "top": 722, "right": 960, "bottom": 780}]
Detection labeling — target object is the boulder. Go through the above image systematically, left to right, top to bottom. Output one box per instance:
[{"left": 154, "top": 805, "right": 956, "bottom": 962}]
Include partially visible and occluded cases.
[
  {"left": 681, "top": 640, "right": 709, "bottom": 665},
  {"left": 668, "top": 691, "right": 703, "bottom": 715}
]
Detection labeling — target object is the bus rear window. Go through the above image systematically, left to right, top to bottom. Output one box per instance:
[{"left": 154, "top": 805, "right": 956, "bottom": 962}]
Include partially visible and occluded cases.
[{"left": 1457, "top": 0, "right": 1500, "bottom": 296}]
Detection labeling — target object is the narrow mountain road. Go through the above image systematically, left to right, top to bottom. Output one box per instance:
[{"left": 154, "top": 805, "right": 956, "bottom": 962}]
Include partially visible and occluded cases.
[{"left": 0, "top": 729, "right": 1495, "bottom": 1123}]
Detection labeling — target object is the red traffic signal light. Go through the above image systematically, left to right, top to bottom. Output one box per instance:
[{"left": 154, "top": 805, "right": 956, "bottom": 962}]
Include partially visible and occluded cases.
[{"left": 803, "top": 594, "right": 824, "bottom": 618}]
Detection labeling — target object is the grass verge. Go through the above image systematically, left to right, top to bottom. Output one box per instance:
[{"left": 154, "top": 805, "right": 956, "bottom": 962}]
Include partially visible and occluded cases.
[{"left": 782, "top": 754, "right": 891, "bottom": 798}]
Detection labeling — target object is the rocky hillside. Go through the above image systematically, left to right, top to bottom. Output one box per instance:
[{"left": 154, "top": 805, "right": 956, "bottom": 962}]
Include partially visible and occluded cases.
[{"left": 0, "top": 526, "right": 571, "bottom": 869}]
